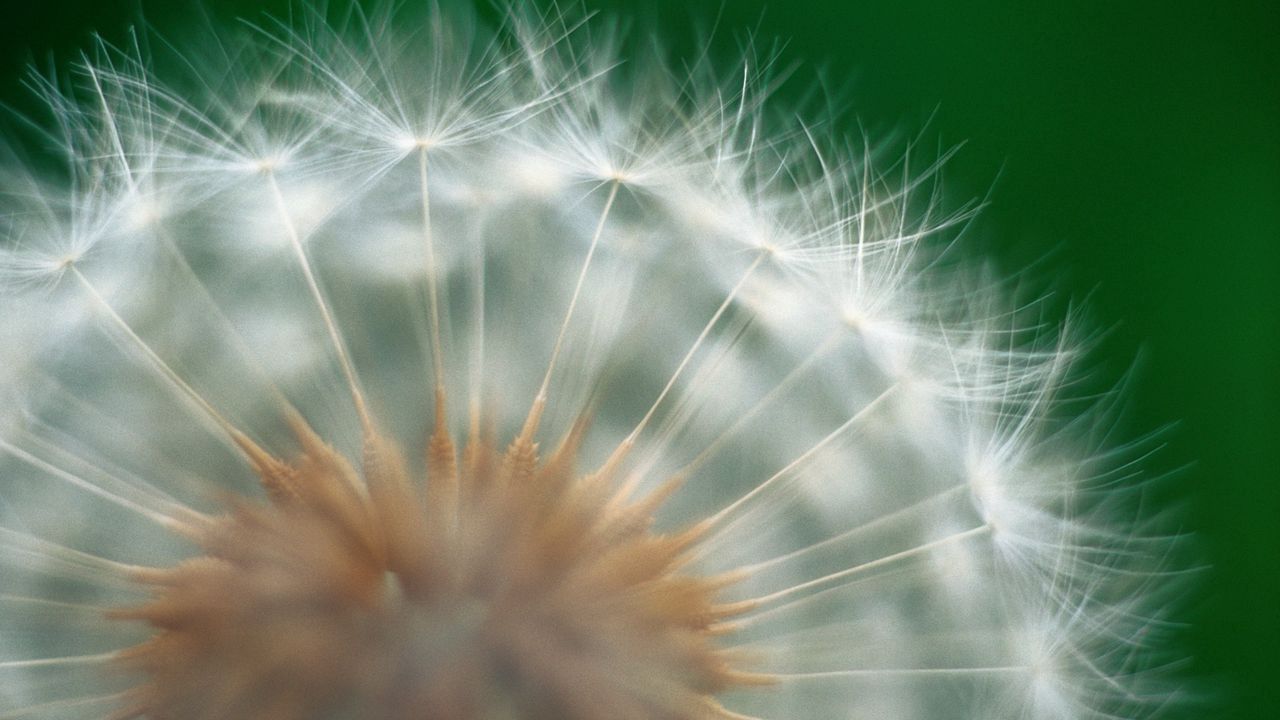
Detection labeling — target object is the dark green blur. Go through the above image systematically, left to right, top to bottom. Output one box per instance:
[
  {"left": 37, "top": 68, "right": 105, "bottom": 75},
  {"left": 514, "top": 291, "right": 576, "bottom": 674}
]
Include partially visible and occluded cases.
[{"left": 1, "top": 1, "right": 1275, "bottom": 718}]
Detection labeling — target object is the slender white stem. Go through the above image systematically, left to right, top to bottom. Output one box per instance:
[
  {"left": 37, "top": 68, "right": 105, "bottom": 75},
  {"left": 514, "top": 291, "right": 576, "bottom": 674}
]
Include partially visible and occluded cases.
[
  {"left": 419, "top": 147, "right": 448, "bottom": 400},
  {"left": 266, "top": 171, "right": 371, "bottom": 431},
  {"left": 518, "top": 180, "right": 619, "bottom": 440},
  {"left": 535, "top": 180, "right": 620, "bottom": 404},
  {"left": 468, "top": 209, "right": 487, "bottom": 435},
  {"left": 152, "top": 224, "right": 291, "bottom": 408},
  {"left": 595, "top": 250, "right": 769, "bottom": 479},
  {"left": 628, "top": 251, "right": 767, "bottom": 447},
  {"left": 70, "top": 267, "right": 239, "bottom": 445},
  {"left": 677, "top": 329, "right": 840, "bottom": 478},
  {"left": 705, "top": 382, "right": 899, "bottom": 532},
  {"left": 23, "top": 427, "right": 181, "bottom": 508},
  {"left": 0, "top": 438, "right": 179, "bottom": 530},
  {"left": 742, "top": 483, "right": 969, "bottom": 574},
  {"left": 747, "top": 524, "right": 993, "bottom": 607},
  {"left": 0, "top": 528, "right": 142, "bottom": 578},
  {"left": 0, "top": 554, "right": 133, "bottom": 588},
  {"left": 736, "top": 564, "right": 920, "bottom": 629},
  {"left": 0, "top": 595, "right": 117, "bottom": 614},
  {"left": 0, "top": 652, "right": 116, "bottom": 670},
  {"left": 775, "top": 666, "right": 1027, "bottom": 680},
  {"left": 0, "top": 692, "right": 127, "bottom": 720}
]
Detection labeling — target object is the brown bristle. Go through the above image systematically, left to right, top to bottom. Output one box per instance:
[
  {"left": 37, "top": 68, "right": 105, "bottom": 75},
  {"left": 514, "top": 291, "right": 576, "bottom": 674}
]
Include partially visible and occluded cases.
[{"left": 108, "top": 400, "right": 765, "bottom": 719}]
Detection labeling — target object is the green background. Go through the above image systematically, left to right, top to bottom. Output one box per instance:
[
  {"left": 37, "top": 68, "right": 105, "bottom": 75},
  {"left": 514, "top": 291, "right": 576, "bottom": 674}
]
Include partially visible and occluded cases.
[{"left": 1, "top": 1, "right": 1275, "bottom": 718}]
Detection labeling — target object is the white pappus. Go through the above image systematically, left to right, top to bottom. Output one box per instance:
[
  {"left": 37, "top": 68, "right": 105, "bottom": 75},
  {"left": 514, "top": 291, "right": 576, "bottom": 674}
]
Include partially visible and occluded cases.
[{"left": 0, "top": 3, "right": 1190, "bottom": 719}]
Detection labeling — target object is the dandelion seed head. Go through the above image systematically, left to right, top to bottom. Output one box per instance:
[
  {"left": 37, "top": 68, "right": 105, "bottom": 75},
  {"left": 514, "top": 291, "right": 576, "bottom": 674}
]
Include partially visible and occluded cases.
[{"left": 0, "top": 3, "right": 1190, "bottom": 720}]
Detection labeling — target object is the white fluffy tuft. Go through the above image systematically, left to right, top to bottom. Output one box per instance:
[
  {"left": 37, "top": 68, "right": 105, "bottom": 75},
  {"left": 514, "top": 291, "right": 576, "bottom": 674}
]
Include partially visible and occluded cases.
[{"left": 0, "top": 4, "right": 1189, "bottom": 719}]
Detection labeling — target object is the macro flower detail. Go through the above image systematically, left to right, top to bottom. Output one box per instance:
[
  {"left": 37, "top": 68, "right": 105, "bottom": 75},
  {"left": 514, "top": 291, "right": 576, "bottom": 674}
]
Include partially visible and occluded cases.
[{"left": 0, "top": 4, "right": 1184, "bottom": 720}]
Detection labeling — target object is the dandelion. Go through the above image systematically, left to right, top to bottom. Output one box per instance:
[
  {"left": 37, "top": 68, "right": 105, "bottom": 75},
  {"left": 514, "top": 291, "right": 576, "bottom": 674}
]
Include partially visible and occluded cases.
[{"left": 0, "top": 3, "right": 1188, "bottom": 719}]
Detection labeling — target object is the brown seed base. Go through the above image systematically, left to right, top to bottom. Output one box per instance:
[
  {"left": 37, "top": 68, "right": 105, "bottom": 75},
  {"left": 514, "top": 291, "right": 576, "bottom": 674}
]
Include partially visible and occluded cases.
[{"left": 106, "top": 401, "right": 768, "bottom": 720}]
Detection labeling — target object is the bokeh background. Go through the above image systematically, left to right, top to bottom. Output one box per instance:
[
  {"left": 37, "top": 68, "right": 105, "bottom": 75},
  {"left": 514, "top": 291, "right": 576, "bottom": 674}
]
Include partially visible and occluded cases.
[{"left": 1, "top": 1, "right": 1275, "bottom": 718}]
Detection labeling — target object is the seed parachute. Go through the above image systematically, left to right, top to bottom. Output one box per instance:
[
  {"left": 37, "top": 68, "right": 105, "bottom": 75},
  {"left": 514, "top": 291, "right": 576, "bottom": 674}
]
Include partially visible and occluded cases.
[{"left": 0, "top": 3, "right": 1188, "bottom": 719}]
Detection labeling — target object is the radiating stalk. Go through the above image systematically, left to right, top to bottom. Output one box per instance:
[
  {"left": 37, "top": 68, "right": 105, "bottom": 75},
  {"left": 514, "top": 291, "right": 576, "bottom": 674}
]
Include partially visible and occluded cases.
[{"left": 266, "top": 171, "right": 372, "bottom": 433}]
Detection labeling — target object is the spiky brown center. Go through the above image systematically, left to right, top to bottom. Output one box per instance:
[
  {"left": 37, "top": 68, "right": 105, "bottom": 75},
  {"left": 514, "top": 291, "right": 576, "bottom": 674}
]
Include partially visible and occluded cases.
[{"left": 107, "top": 402, "right": 764, "bottom": 720}]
